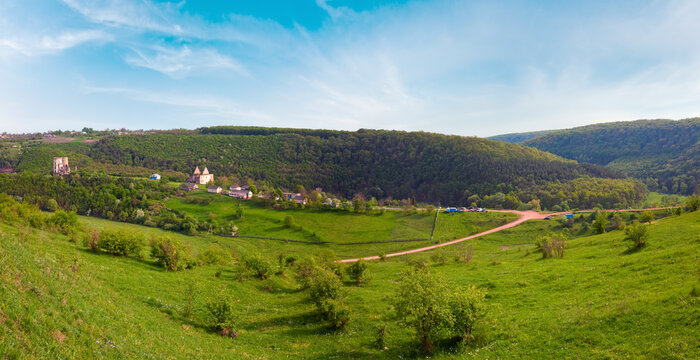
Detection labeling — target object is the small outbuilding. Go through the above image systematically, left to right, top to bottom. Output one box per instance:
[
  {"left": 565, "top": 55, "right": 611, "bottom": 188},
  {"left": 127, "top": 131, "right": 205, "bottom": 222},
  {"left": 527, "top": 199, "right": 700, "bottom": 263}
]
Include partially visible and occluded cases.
[
  {"left": 149, "top": 173, "right": 161, "bottom": 180},
  {"left": 180, "top": 183, "right": 199, "bottom": 192},
  {"left": 208, "top": 185, "right": 223, "bottom": 194}
]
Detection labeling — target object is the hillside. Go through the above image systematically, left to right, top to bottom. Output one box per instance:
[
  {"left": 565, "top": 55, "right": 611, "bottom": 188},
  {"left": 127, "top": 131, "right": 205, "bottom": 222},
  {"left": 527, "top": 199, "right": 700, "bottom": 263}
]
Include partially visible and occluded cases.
[
  {"left": 522, "top": 119, "right": 700, "bottom": 195},
  {"left": 5, "top": 127, "right": 642, "bottom": 206},
  {"left": 487, "top": 130, "right": 553, "bottom": 143},
  {"left": 1, "top": 196, "right": 698, "bottom": 358}
]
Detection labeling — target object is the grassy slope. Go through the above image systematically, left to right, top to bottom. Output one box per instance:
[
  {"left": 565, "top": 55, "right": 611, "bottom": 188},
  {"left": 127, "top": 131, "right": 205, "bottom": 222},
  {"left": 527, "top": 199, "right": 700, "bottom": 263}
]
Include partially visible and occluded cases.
[{"left": 1, "top": 211, "right": 698, "bottom": 359}]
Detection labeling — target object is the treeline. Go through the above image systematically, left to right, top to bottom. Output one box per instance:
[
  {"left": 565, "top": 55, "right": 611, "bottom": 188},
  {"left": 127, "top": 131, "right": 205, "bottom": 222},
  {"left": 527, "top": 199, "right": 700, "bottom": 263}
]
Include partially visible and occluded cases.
[
  {"left": 522, "top": 118, "right": 700, "bottom": 195},
  {"left": 82, "top": 129, "right": 628, "bottom": 204}
]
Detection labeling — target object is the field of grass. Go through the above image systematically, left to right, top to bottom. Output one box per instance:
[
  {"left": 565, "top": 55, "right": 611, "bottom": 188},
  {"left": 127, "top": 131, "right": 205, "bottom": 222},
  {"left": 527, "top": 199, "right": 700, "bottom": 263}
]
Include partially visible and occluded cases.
[
  {"left": 166, "top": 192, "right": 516, "bottom": 247},
  {"left": 1, "top": 207, "right": 698, "bottom": 359}
]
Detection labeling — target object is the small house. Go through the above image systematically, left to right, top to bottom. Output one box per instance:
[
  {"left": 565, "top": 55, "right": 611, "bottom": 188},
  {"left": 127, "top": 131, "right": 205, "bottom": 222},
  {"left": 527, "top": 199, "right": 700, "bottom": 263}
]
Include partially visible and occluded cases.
[
  {"left": 149, "top": 173, "right": 161, "bottom": 180},
  {"left": 180, "top": 183, "right": 198, "bottom": 192},
  {"left": 208, "top": 185, "right": 222, "bottom": 194},
  {"left": 229, "top": 189, "right": 253, "bottom": 199},
  {"left": 283, "top": 192, "right": 307, "bottom": 205}
]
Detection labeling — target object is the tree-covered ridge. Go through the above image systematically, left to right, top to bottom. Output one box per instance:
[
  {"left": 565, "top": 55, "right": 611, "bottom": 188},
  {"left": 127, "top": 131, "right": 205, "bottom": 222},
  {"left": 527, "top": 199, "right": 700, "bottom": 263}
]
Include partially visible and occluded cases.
[
  {"left": 522, "top": 118, "right": 700, "bottom": 194},
  {"left": 84, "top": 129, "right": 625, "bottom": 203},
  {"left": 487, "top": 130, "right": 554, "bottom": 143}
]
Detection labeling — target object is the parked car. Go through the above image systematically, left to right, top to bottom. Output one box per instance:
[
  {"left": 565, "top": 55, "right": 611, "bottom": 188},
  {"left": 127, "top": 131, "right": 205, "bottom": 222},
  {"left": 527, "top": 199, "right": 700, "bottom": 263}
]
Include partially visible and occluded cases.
[{"left": 544, "top": 215, "right": 552, "bottom": 220}]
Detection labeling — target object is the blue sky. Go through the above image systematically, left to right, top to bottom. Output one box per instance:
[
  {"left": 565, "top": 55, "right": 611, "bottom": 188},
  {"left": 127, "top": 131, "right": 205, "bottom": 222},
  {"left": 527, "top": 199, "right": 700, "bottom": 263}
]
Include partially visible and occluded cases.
[{"left": 1, "top": 0, "right": 700, "bottom": 136}]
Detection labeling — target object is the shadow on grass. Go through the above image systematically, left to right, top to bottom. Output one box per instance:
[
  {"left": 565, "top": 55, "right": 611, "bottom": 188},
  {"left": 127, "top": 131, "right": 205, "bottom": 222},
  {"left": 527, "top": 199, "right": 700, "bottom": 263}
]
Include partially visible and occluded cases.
[
  {"left": 621, "top": 245, "right": 645, "bottom": 255},
  {"left": 74, "top": 247, "right": 165, "bottom": 271}
]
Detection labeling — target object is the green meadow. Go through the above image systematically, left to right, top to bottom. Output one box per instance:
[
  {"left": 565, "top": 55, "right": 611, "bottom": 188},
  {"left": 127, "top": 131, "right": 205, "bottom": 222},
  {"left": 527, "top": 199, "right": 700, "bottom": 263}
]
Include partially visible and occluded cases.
[{"left": 1, "top": 207, "right": 698, "bottom": 359}]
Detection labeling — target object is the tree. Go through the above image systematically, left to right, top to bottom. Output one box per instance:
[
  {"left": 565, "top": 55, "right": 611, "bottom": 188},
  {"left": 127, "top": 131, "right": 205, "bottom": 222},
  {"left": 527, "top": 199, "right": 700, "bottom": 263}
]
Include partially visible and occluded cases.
[
  {"left": 248, "top": 184, "right": 258, "bottom": 194},
  {"left": 686, "top": 195, "right": 700, "bottom": 212},
  {"left": 640, "top": 211, "right": 654, "bottom": 223},
  {"left": 610, "top": 212, "right": 624, "bottom": 230},
  {"left": 593, "top": 213, "right": 609, "bottom": 234},
  {"left": 284, "top": 215, "right": 295, "bottom": 228},
  {"left": 624, "top": 222, "right": 649, "bottom": 248},
  {"left": 345, "top": 259, "right": 369, "bottom": 285},
  {"left": 393, "top": 269, "right": 453, "bottom": 352},
  {"left": 450, "top": 285, "right": 488, "bottom": 343}
]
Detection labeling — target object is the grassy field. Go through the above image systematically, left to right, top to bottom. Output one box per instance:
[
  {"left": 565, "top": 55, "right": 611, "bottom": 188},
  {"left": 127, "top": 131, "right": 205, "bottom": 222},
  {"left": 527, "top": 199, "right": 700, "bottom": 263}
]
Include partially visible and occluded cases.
[
  {"left": 166, "top": 192, "right": 517, "bottom": 246},
  {"left": 1, "top": 207, "right": 698, "bottom": 359}
]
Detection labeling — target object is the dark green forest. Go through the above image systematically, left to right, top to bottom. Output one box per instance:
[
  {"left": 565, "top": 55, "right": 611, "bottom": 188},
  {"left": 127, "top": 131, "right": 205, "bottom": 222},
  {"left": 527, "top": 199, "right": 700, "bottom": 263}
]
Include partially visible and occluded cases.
[
  {"left": 521, "top": 118, "right": 699, "bottom": 195},
  {"left": 0, "top": 127, "right": 650, "bottom": 209}
]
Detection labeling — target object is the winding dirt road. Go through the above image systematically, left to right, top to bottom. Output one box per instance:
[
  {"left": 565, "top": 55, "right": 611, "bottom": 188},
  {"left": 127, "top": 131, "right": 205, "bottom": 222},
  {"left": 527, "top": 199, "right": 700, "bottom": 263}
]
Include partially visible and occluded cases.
[{"left": 339, "top": 207, "right": 678, "bottom": 263}]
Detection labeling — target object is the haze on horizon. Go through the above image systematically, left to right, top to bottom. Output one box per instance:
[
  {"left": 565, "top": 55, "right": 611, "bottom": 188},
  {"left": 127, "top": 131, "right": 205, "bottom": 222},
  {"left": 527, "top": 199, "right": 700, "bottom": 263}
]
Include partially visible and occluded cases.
[{"left": 1, "top": 0, "right": 700, "bottom": 137}]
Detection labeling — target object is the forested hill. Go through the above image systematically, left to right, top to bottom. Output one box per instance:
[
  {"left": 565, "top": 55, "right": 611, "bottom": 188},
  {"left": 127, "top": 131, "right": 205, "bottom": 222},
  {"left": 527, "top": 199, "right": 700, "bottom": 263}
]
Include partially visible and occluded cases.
[
  {"left": 522, "top": 119, "right": 700, "bottom": 195},
  {"left": 72, "top": 128, "right": 633, "bottom": 205},
  {"left": 487, "top": 130, "right": 553, "bottom": 143}
]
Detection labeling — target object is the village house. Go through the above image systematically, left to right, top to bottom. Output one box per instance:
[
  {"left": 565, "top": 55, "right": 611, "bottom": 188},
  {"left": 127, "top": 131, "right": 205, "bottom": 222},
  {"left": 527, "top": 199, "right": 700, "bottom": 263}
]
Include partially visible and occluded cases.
[
  {"left": 53, "top": 157, "right": 70, "bottom": 176},
  {"left": 187, "top": 166, "right": 214, "bottom": 185},
  {"left": 149, "top": 173, "right": 161, "bottom": 180},
  {"left": 180, "top": 183, "right": 198, "bottom": 192},
  {"left": 208, "top": 185, "right": 222, "bottom": 194},
  {"left": 229, "top": 188, "right": 253, "bottom": 199},
  {"left": 284, "top": 192, "right": 307, "bottom": 205}
]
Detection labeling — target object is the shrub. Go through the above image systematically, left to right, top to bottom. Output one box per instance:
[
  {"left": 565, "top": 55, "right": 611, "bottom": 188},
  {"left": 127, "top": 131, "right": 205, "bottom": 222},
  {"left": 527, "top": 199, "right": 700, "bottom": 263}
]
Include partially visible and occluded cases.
[
  {"left": 686, "top": 195, "right": 700, "bottom": 212},
  {"left": 44, "top": 198, "right": 59, "bottom": 212},
  {"left": 47, "top": 210, "right": 79, "bottom": 235},
  {"left": 640, "top": 211, "right": 655, "bottom": 223},
  {"left": 593, "top": 213, "right": 609, "bottom": 234},
  {"left": 610, "top": 213, "right": 625, "bottom": 231},
  {"left": 284, "top": 215, "right": 295, "bottom": 228},
  {"left": 624, "top": 222, "right": 649, "bottom": 248},
  {"left": 85, "top": 229, "right": 101, "bottom": 252},
  {"left": 99, "top": 230, "right": 145, "bottom": 256},
  {"left": 536, "top": 234, "right": 565, "bottom": 259},
  {"left": 150, "top": 236, "right": 197, "bottom": 271},
  {"left": 197, "top": 244, "right": 233, "bottom": 265},
  {"left": 454, "top": 246, "right": 473, "bottom": 263},
  {"left": 430, "top": 250, "right": 448, "bottom": 265},
  {"left": 379, "top": 252, "right": 387, "bottom": 262},
  {"left": 242, "top": 253, "right": 274, "bottom": 279},
  {"left": 345, "top": 259, "right": 369, "bottom": 285},
  {"left": 307, "top": 265, "right": 349, "bottom": 329},
  {"left": 393, "top": 269, "right": 453, "bottom": 352},
  {"left": 450, "top": 285, "right": 488, "bottom": 343},
  {"left": 205, "top": 291, "right": 237, "bottom": 336},
  {"left": 319, "top": 297, "right": 350, "bottom": 329},
  {"left": 375, "top": 323, "right": 388, "bottom": 350}
]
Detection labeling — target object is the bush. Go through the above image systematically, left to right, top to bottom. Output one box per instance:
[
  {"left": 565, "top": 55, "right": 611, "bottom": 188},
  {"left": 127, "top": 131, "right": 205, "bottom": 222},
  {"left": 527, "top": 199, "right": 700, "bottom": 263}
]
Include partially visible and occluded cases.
[
  {"left": 686, "top": 195, "right": 700, "bottom": 212},
  {"left": 44, "top": 198, "right": 59, "bottom": 212},
  {"left": 47, "top": 210, "right": 79, "bottom": 235},
  {"left": 640, "top": 211, "right": 655, "bottom": 223},
  {"left": 593, "top": 213, "right": 609, "bottom": 234},
  {"left": 610, "top": 213, "right": 625, "bottom": 231},
  {"left": 284, "top": 215, "right": 295, "bottom": 228},
  {"left": 624, "top": 222, "right": 649, "bottom": 248},
  {"left": 85, "top": 229, "right": 100, "bottom": 252},
  {"left": 99, "top": 229, "right": 145, "bottom": 256},
  {"left": 536, "top": 234, "right": 565, "bottom": 259},
  {"left": 150, "top": 236, "right": 197, "bottom": 271},
  {"left": 197, "top": 244, "right": 233, "bottom": 265},
  {"left": 454, "top": 246, "right": 473, "bottom": 263},
  {"left": 430, "top": 250, "right": 448, "bottom": 265},
  {"left": 379, "top": 252, "right": 387, "bottom": 262},
  {"left": 242, "top": 253, "right": 274, "bottom": 279},
  {"left": 345, "top": 259, "right": 369, "bottom": 285},
  {"left": 307, "top": 265, "right": 349, "bottom": 329},
  {"left": 393, "top": 269, "right": 453, "bottom": 352},
  {"left": 450, "top": 285, "right": 488, "bottom": 343},
  {"left": 205, "top": 291, "right": 237, "bottom": 336},
  {"left": 319, "top": 297, "right": 350, "bottom": 329},
  {"left": 375, "top": 323, "right": 388, "bottom": 350}
]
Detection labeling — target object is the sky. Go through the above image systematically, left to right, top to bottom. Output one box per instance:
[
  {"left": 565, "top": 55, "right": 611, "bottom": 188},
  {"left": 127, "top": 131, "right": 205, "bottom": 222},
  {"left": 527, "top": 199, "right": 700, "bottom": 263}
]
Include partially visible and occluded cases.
[{"left": 1, "top": 0, "right": 700, "bottom": 137}]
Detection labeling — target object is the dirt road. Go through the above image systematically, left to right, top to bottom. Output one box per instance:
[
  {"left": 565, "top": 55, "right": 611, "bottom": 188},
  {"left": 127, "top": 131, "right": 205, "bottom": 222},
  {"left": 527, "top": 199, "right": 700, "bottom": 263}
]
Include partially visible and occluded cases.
[{"left": 339, "top": 207, "right": 678, "bottom": 263}]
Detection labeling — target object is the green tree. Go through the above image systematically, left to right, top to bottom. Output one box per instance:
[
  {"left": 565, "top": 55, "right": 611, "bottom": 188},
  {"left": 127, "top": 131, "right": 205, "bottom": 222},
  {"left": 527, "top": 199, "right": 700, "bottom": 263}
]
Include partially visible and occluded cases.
[
  {"left": 686, "top": 195, "right": 700, "bottom": 212},
  {"left": 44, "top": 198, "right": 59, "bottom": 212},
  {"left": 640, "top": 211, "right": 654, "bottom": 223},
  {"left": 284, "top": 215, "right": 295, "bottom": 228},
  {"left": 345, "top": 259, "right": 369, "bottom": 285},
  {"left": 393, "top": 269, "right": 453, "bottom": 352},
  {"left": 450, "top": 285, "right": 488, "bottom": 343}
]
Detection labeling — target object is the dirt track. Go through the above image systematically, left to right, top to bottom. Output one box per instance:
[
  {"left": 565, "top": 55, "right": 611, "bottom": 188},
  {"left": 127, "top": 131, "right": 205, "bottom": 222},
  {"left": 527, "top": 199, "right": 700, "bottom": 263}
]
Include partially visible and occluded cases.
[{"left": 339, "top": 207, "right": 678, "bottom": 263}]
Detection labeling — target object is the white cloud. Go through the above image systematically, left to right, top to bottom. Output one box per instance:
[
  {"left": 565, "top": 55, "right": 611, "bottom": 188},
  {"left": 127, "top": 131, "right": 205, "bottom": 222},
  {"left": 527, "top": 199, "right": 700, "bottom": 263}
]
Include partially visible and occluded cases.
[
  {"left": 0, "top": 29, "right": 109, "bottom": 56},
  {"left": 124, "top": 45, "right": 249, "bottom": 78}
]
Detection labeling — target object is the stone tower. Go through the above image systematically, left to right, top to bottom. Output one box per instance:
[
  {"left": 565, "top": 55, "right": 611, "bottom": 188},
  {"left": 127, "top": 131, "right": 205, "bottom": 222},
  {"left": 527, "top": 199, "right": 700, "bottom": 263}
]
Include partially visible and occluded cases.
[{"left": 53, "top": 157, "right": 70, "bottom": 175}]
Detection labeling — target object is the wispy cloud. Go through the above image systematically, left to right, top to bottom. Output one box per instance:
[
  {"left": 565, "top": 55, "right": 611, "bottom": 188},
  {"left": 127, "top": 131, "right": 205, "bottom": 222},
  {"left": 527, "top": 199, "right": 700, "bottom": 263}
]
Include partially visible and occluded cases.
[
  {"left": 60, "top": 0, "right": 184, "bottom": 34},
  {"left": 0, "top": 29, "right": 109, "bottom": 56},
  {"left": 124, "top": 45, "right": 249, "bottom": 78}
]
